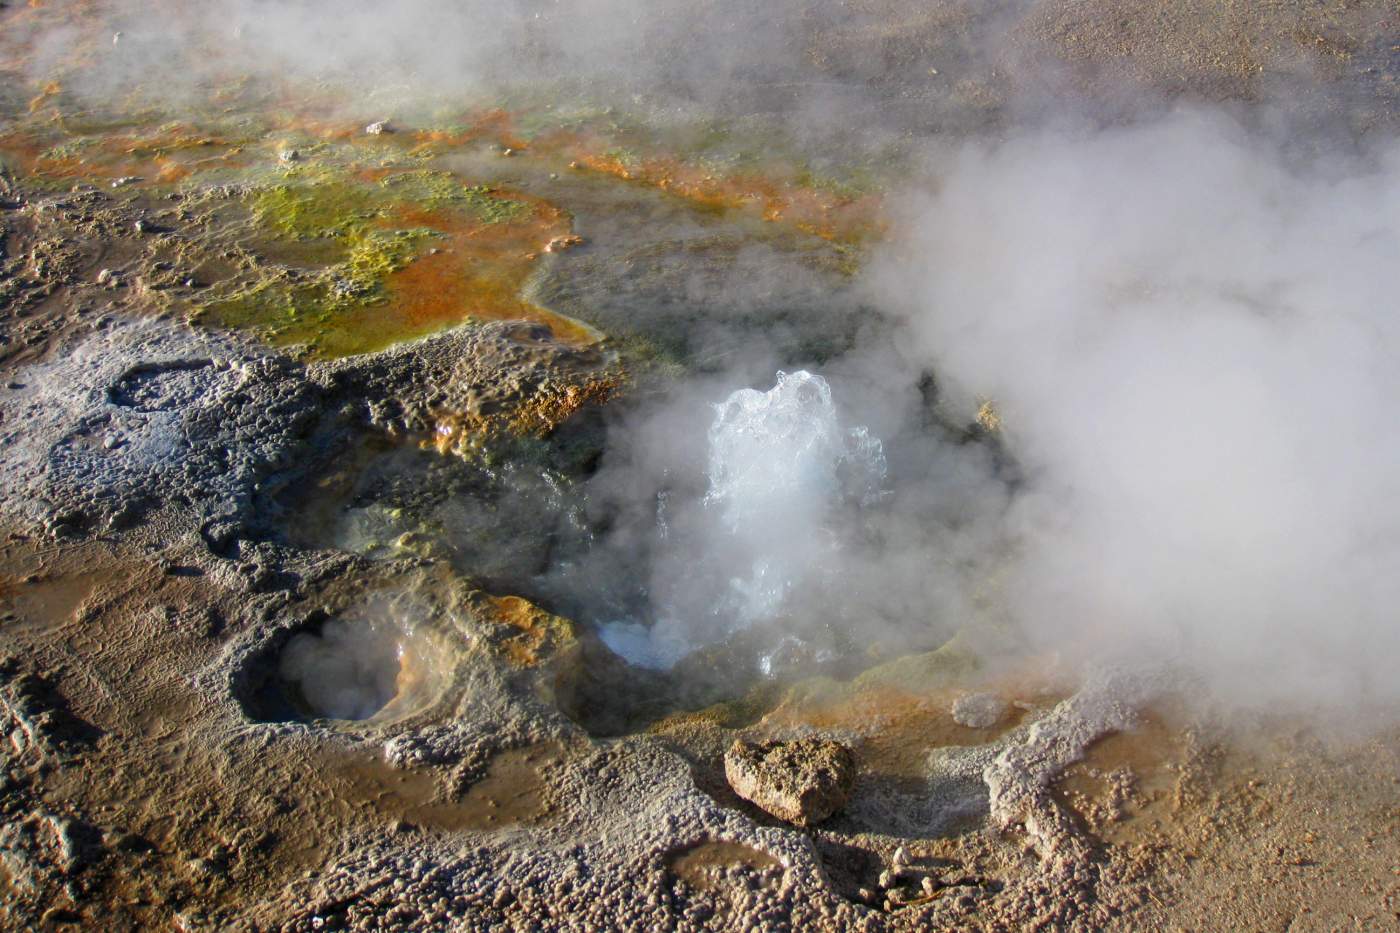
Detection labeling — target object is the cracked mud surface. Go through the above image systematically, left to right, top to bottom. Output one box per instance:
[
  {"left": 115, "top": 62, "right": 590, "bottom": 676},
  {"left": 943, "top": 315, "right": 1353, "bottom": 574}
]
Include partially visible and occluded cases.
[{"left": 1, "top": 2, "right": 1398, "bottom": 931}]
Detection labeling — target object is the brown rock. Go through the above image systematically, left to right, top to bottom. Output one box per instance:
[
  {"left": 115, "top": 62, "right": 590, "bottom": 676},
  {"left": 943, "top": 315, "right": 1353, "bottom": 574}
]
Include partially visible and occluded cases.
[{"left": 723, "top": 737, "right": 855, "bottom": 826}]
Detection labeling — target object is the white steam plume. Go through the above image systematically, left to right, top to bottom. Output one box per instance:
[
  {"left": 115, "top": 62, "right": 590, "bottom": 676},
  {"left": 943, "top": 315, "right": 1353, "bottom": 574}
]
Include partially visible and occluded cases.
[{"left": 872, "top": 108, "right": 1400, "bottom": 717}]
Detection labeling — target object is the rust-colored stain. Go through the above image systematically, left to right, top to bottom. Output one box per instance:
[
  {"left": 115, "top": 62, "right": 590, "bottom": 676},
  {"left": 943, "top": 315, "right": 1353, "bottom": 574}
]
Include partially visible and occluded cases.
[
  {"left": 27, "top": 80, "right": 62, "bottom": 113},
  {"left": 408, "top": 108, "right": 529, "bottom": 155},
  {"left": 0, "top": 122, "right": 246, "bottom": 183},
  {"left": 529, "top": 128, "right": 885, "bottom": 243},
  {"left": 378, "top": 200, "right": 599, "bottom": 348},
  {"left": 431, "top": 372, "right": 620, "bottom": 459},
  {"left": 476, "top": 594, "right": 576, "bottom": 668},
  {"left": 761, "top": 683, "right": 1034, "bottom": 780}
]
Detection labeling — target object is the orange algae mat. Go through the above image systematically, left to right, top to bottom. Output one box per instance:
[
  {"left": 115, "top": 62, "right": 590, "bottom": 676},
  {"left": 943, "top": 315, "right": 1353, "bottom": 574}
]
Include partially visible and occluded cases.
[{"left": 379, "top": 202, "right": 601, "bottom": 351}]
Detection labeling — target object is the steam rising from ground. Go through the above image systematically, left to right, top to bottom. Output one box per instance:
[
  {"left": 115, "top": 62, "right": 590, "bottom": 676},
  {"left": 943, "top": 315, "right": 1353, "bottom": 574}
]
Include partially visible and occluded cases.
[
  {"left": 6, "top": 0, "right": 861, "bottom": 118},
  {"left": 8, "top": 3, "right": 1398, "bottom": 721},
  {"left": 873, "top": 109, "right": 1400, "bottom": 716},
  {"left": 572, "top": 110, "right": 1400, "bottom": 721},
  {"left": 277, "top": 599, "right": 443, "bottom": 721},
  {"left": 279, "top": 618, "right": 404, "bottom": 721}
]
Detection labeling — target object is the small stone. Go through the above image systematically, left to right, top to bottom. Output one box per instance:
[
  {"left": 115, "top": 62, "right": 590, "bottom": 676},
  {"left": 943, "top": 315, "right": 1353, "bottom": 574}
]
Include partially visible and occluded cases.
[
  {"left": 366, "top": 121, "right": 390, "bottom": 136},
  {"left": 501, "top": 147, "right": 515, "bottom": 157},
  {"left": 278, "top": 149, "right": 299, "bottom": 163},
  {"left": 134, "top": 219, "right": 150, "bottom": 235},
  {"left": 543, "top": 234, "right": 584, "bottom": 254},
  {"left": 96, "top": 269, "right": 115, "bottom": 286},
  {"left": 106, "top": 502, "right": 140, "bottom": 531},
  {"left": 951, "top": 692, "right": 1009, "bottom": 729},
  {"left": 724, "top": 737, "right": 854, "bottom": 826},
  {"left": 46, "top": 815, "right": 98, "bottom": 874},
  {"left": 892, "top": 845, "right": 910, "bottom": 867},
  {"left": 188, "top": 856, "right": 222, "bottom": 878},
  {"left": 878, "top": 869, "right": 896, "bottom": 889},
  {"left": 921, "top": 876, "right": 938, "bottom": 895},
  {"left": 41, "top": 906, "right": 81, "bottom": 926}
]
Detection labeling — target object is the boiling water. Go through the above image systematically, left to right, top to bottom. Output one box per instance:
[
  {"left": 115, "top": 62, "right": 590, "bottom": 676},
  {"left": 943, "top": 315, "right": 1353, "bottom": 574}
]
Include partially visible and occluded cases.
[{"left": 600, "top": 370, "right": 885, "bottom": 668}]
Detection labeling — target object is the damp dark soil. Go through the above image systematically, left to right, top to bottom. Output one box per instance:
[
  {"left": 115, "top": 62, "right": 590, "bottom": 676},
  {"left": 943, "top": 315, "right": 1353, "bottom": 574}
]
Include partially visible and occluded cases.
[
  {"left": 336, "top": 742, "right": 563, "bottom": 834},
  {"left": 668, "top": 840, "right": 783, "bottom": 891}
]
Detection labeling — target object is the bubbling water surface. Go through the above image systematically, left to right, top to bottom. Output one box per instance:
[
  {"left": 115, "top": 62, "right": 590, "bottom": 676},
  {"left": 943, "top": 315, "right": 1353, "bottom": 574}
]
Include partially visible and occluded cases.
[{"left": 601, "top": 370, "right": 885, "bottom": 668}]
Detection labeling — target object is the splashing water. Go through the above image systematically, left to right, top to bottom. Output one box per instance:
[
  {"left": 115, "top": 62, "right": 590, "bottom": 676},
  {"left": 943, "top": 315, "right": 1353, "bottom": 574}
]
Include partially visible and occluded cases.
[
  {"left": 600, "top": 370, "right": 886, "bottom": 668},
  {"left": 706, "top": 370, "right": 886, "bottom": 530}
]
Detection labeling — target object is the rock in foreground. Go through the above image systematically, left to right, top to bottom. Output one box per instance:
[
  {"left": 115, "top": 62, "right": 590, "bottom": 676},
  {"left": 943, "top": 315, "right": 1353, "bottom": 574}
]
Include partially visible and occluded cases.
[{"left": 724, "top": 737, "right": 855, "bottom": 826}]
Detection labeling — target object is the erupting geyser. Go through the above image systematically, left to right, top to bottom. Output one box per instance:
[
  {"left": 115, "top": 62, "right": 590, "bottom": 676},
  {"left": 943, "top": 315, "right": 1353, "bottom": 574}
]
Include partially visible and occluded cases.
[
  {"left": 601, "top": 370, "right": 885, "bottom": 669},
  {"left": 704, "top": 370, "right": 887, "bottom": 624},
  {"left": 707, "top": 371, "right": 886, "bottom": 533}
]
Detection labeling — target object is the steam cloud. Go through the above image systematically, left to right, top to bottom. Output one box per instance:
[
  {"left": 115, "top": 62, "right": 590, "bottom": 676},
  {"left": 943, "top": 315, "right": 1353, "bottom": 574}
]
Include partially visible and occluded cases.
[
  {"left": 6, "top": 1, "right": 851, "bottom": 118},
  {"left": 7, "top": 2, "right": 1399, "bottom": 721},
  {"left": 564, "top": 109, "right": 1400, "bottom": 721},
  {"left": 873, "top": 109, "right": 1400, "bottom": 717},
  {"left": 279, "top": 616, "right": 408, "bottom": 720}
]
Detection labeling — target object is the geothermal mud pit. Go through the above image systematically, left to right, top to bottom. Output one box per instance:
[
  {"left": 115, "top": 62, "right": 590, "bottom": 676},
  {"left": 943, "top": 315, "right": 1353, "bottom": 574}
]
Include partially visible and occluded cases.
[{"left": 1, "top": 1, "right": 1399, "bottom": 931}]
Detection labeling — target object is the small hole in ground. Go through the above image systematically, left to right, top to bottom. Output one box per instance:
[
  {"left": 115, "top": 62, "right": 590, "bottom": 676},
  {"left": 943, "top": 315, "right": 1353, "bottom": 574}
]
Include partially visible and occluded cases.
[{"left": 237, "top": 599, "right": 450, "bottom": 724}]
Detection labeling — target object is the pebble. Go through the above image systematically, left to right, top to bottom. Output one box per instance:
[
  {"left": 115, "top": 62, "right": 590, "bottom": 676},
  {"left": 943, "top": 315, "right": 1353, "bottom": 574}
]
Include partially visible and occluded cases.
[
  {"left": 952, "top": 691, "right": 1010, "bottom": 729},
  {"left": 187, "top": 856, "right": 221, "bottom": 878}
]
